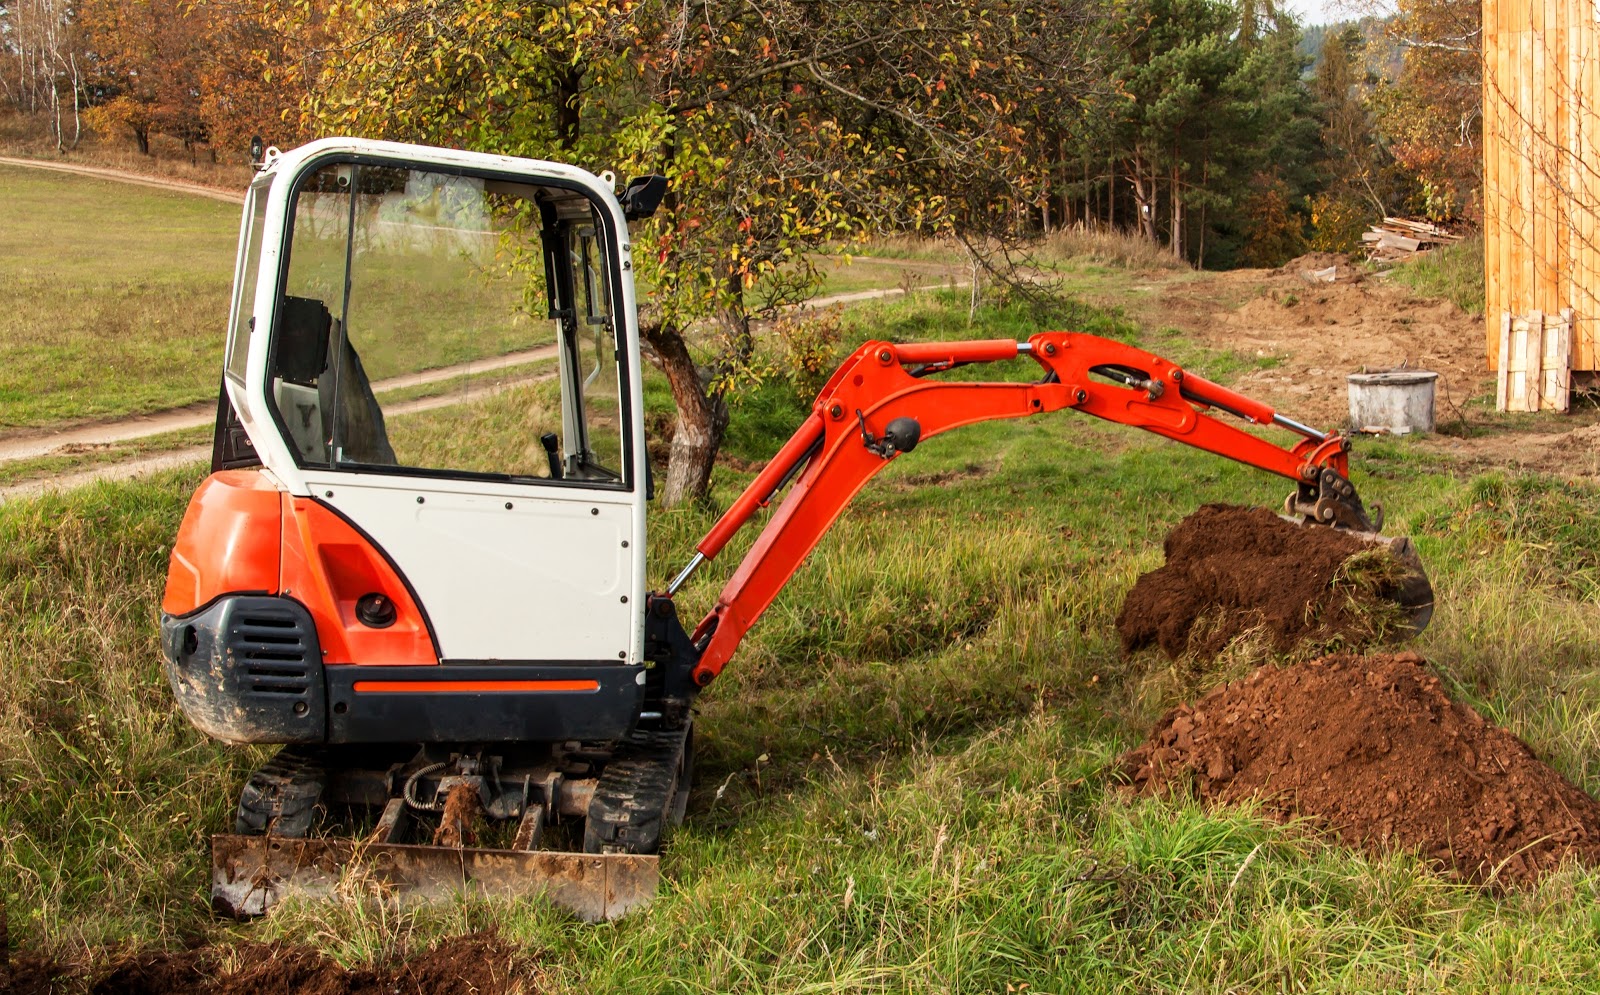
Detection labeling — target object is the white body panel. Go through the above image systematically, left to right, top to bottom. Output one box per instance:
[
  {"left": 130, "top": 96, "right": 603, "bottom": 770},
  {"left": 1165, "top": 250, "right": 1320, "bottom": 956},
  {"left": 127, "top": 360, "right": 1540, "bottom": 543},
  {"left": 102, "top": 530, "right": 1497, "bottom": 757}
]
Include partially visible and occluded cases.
[
  {"left": 230, "top": 139, "right": 650, "bottom": 665},
  {"left": 306, "top": 472, "right": 637, "bottom": 661}
]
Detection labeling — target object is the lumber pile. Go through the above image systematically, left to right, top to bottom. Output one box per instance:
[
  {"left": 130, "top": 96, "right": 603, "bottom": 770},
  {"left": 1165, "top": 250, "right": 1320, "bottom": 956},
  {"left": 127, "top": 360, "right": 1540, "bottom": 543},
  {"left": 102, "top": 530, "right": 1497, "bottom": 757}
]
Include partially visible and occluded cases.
[
  {"left": 1362, "top": 217, "right": 1464, "bottom": 262},
  {"left": 1497, "top": 309, "right": 1573, "bottom": 412}
]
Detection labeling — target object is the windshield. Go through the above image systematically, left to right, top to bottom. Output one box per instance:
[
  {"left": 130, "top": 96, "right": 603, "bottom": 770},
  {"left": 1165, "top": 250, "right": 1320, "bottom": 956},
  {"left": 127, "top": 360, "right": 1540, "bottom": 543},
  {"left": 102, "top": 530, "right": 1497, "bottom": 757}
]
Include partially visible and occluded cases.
[{"left": 265, "top": 160, "right": 627, "bottom": 487}]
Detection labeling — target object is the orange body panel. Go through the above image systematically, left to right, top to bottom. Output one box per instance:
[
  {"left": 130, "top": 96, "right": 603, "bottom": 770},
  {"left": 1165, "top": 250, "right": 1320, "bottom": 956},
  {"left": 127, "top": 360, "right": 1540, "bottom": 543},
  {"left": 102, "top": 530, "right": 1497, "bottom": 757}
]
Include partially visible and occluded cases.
[
  {"left": 162, "top": 470, "right": 283, "bottom": 616},
  {"left": 280, "top": 497, "right": 437, "bottom": 666}
]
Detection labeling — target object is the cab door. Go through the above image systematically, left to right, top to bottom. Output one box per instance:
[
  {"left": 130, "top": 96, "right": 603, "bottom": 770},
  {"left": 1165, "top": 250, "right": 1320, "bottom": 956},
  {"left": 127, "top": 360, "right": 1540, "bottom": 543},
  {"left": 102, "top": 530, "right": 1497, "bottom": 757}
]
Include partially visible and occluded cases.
[{"left": 233, "top": 140, "right": 647, "bottom": 669}]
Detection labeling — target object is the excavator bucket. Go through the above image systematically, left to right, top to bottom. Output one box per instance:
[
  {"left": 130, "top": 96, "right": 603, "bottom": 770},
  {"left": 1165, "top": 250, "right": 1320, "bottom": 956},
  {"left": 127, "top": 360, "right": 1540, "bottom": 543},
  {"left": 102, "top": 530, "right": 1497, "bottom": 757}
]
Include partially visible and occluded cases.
[
  {"left": 1338, "top": 528, "right": 1435, "bottom": 636},
  {"left": 211, "top": 835, "right": 657, "bottom": 922}
]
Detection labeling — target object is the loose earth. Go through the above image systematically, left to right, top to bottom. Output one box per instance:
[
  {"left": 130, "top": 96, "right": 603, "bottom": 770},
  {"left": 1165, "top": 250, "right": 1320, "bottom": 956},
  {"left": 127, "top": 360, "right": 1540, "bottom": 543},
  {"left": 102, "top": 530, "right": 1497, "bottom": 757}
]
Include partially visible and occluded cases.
[{"left": 1121, "top": 652, "right": 1600, "bottom": 886}]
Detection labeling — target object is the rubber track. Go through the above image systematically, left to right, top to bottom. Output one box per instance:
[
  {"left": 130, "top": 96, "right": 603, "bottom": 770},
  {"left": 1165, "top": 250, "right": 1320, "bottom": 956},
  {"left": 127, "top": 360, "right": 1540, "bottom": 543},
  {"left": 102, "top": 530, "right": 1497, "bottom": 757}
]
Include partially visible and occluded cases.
[
  {"left": 583, "top": 726, "right": 690, "bottom": 855},
  {"left": 235, "top": 745, "right": 326, "bottom": 837}
]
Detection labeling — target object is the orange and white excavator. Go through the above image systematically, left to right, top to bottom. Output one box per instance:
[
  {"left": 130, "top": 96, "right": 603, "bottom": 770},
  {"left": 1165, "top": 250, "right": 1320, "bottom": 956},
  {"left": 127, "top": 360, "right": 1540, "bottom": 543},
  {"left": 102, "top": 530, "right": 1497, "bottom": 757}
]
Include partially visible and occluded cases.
[{"left": 162, "top": 139, "right": 1432, "bottom": 920}]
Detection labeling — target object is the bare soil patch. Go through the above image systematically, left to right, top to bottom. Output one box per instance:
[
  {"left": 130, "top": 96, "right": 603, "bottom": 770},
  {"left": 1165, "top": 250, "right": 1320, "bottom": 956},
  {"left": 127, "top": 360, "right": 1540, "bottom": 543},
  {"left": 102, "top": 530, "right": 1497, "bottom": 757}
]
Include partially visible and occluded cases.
[
  {"left": 1117, "top": 262, "right": 1488, "bottom": 431},
  {"left": 1116, "top": 504, "right": 1405, "bottom": 660},
  {"left": 1122, "top": 652, "right": 1600, "bottom": 887},
  {"left": 87, "top": 932, "right": 537, "bottom": 995},
  {"left": 1, "top": 953, "right": 71, "bottom": 995}
]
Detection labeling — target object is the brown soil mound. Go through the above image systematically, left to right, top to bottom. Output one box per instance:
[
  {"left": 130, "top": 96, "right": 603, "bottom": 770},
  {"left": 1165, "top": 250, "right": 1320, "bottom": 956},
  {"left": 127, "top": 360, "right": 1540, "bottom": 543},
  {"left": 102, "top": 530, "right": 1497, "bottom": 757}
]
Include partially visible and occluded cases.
[
  {"left": 1278, "top": 251, "right": 1363, "bottom": 283},
  {"left": 1116, "top": 504, "right": 1400, "bottom": 660},
  {"left": 1122, "top": 652, "right": 1600, "bottom": 886},
  {"left": 89, "top": 933, "right": 535, "bottom": 995},
  {"left": 1, "top": 954, "right": 71, "bottom": 995}
]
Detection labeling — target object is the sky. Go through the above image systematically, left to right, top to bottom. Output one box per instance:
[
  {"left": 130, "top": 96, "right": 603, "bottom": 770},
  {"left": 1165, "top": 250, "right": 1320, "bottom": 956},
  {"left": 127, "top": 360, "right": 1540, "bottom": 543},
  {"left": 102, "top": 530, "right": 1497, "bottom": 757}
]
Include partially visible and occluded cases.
[{"left": 1278, "top": 0, "right": 1396, "bottom": 27}]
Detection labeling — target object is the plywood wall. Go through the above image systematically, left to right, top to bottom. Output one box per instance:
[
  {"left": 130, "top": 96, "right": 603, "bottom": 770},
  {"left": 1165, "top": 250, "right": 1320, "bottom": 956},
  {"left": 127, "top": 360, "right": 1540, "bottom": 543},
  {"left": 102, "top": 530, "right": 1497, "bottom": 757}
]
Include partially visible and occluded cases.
[{"left": 1482, "top": 0, "right": 1600, "bottom": 370}]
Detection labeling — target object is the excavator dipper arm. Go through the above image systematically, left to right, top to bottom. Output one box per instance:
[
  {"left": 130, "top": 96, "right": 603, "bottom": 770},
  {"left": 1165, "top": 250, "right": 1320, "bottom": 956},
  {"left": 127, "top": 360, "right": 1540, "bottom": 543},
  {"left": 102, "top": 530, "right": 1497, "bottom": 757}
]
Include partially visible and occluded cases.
[{"left": 676, "top": 331, "right": 1378, "bottom": 688}]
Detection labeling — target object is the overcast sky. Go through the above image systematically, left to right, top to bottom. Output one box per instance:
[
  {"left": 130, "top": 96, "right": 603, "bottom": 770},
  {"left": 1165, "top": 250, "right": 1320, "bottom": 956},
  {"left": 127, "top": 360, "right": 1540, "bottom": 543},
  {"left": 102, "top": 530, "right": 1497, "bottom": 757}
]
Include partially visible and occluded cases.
[{"left": 1279, "top": 0, "right": 1395, "bottom": 27}]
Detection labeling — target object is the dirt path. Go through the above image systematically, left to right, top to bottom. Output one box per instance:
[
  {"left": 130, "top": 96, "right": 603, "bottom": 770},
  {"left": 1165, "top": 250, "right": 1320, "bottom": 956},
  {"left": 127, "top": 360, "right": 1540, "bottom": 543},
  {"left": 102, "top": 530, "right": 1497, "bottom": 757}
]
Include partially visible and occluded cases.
[
  {"left": 0, "top": 155, "right": 244, "bottom": 203},
  {"left": 0, "top": 277, "right": 950, "bottom": 468},
  {"left": 0, "top": 345, "right": 560, "bottom": 464},
  {"left": 0, "top": 366, "right": 558, "bottom": 504}
]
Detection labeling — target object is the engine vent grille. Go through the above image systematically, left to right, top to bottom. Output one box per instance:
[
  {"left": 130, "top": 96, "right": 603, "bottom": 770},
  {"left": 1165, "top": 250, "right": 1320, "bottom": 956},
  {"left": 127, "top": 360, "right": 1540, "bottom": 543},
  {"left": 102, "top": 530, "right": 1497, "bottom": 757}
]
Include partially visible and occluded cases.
[{"left": 231, "top": 610, "right": 312, "bottom": 696}]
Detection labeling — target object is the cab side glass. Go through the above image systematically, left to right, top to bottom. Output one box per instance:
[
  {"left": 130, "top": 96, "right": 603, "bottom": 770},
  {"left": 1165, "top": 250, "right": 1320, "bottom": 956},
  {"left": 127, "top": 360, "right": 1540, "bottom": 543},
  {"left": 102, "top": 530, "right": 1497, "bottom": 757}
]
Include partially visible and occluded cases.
[{"left": 266, "top": 160, "right": 627, "bottom": 486}]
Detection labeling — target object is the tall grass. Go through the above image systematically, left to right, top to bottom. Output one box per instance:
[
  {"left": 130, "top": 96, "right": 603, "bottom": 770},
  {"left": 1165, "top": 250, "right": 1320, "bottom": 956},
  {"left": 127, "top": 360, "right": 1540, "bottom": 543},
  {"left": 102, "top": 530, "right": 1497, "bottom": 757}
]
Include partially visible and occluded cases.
[
  {"left": 1035, "top": 227, "right": 1193, "bottom": 272},
  {"left": 1387, "top": 235, "right": 1486, "bottom": 315},
  {"left": 5, "top": 294, "right": 1600, "bottom": 992}
]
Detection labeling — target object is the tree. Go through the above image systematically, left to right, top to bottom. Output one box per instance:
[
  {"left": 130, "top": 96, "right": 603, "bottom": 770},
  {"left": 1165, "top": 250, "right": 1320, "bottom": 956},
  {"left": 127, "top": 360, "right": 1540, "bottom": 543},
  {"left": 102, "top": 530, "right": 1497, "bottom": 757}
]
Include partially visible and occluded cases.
[
  {"left": 1, "top": 0, "right": 88, "bottom": 149},
  {"left": 78, "top": 0, "right": 206, "bottom": 156},
  {"left": 289, "top": 0, "right": 1106, "bottom": 505},
  {"left": 1097, "top": 0, "right": 1318, "bottom": 266},
  {"left": 1371, "top": 0, "right": 1480, "bottom": 219},
  {"left": 191, "top": 1, "right": 313, "bottom": 161}
]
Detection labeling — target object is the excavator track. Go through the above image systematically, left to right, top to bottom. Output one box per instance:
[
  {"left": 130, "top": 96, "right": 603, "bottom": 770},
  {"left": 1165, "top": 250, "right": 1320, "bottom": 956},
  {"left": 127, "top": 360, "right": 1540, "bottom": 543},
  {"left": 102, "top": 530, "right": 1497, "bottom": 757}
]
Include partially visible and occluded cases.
[
  {"left": 583, "top": 724, "right": 693, "bottom": 854},
  {"left": 234, "top": 745, "right": 325, "bottom": 837}
]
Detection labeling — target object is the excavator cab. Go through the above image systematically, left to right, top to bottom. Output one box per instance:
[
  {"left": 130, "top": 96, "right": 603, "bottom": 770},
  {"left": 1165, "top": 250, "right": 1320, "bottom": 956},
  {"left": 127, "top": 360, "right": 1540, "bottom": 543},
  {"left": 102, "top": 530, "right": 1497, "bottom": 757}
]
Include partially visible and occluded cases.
[{"left": 166, "top": 140, "right": 681, "bottom": 921}]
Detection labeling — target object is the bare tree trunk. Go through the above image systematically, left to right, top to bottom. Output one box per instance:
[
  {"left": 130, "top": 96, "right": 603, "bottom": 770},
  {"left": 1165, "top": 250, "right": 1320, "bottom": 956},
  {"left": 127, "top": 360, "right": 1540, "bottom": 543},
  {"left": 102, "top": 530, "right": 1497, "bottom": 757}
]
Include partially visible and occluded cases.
[
  {"left": 68, "top": 51, "right": 80, "bottom": 148},
  {"left": 1107, "top": 160, "right": 1115, "bottom": 230},
  {"left": 1130, "top": 160, "right": 1156, "bottom": 241},
  {"left": 1170, "top": 162, "right": 1183, "bottom": 260},
  {"left": 966, "top": 243, "right": 982, "bottom": 324},
  {"left": 641, "top": 320, "right": 729, "bottom": 508}
]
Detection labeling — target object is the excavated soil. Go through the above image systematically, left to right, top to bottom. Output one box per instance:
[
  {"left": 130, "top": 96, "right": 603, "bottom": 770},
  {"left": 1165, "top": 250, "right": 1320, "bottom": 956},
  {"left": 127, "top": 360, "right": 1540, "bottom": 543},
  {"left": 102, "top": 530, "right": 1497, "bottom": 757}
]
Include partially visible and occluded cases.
[
  {"left": 1107, "top": 258, "right": 1488, "bottom": 431},
  {"left": 1116, "top": 504, "right": 1401, "bottom": 660},
  {"left": 1122, "top": 652, "right": 1600, "bottom": 886},
  {"left": 86, "top": 932, "right": 537, "bottom": 995},
  {"left": 1, "top": 954, "right": 70, "bottom": 995}
]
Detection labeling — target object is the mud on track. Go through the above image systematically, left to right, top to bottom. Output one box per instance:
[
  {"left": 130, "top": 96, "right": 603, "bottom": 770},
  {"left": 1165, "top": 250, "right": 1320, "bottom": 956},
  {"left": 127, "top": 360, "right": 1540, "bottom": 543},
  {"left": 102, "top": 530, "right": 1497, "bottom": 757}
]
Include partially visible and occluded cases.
[{"left": 1122, "top": 653, "right": 1600, "bottom": 887}]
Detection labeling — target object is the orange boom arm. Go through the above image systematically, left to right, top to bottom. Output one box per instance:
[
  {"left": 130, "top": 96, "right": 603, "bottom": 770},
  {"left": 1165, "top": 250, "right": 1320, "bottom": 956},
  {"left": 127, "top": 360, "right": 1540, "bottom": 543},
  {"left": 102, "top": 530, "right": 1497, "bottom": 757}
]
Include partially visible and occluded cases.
[{"left": 674, "top": 331, "right": 1378, "bottom": 688}]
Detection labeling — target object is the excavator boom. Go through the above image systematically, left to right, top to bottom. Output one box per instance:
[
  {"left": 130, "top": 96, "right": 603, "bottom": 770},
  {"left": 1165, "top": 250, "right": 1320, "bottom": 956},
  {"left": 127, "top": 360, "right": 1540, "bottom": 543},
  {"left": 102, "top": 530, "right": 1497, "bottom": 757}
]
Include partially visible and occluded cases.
[{"left": 672, "top": 331, "right": 1430, "bottom": 687}]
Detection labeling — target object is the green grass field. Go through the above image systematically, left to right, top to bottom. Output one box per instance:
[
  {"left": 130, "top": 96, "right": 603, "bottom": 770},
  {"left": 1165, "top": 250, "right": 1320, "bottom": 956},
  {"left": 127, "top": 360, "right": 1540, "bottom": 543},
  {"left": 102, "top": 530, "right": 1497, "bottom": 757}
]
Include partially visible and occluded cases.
[
  {"left": 0, "top": 165, "right": 240, "bottom": 428},
  {"left": 0, "top": 166, "right": 557, "bottom": 432},
  {"left": 5, "top": 286, "right": 1600, "bottom": 990}
]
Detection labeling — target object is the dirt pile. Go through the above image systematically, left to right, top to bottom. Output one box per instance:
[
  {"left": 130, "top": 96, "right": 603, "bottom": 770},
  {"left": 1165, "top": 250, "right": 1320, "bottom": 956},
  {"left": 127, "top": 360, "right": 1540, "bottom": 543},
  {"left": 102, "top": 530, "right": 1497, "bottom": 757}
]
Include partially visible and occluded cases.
[
  {"left": 1278, "top": 251, "right": 1364, "bottom": 283},
  {"left": 1116, "top": 504, "right": 1404, "bottom": 660},
  {"left": 1122, "top": 652, "right": 1600, "bottom": 886},
  {"left": 87, "top": 933, "right": 537, "bottom": 995},
  {"left": 1, "top": 955, "right": 69, "bottom": 995}
]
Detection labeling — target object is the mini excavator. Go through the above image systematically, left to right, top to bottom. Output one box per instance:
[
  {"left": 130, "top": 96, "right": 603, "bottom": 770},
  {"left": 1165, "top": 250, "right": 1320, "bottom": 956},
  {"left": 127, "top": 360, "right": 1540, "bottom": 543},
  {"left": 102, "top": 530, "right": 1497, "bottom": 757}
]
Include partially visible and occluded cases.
[{"left": 162, "top": 139, "right": 1433, "bottom": 920}]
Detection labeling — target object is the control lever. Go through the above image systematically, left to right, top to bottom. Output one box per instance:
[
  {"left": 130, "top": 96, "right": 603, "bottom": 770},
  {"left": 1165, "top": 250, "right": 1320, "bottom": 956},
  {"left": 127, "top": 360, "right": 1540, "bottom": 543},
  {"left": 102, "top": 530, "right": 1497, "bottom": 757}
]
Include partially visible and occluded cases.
[{"left": 540, "top": 433, "right": 564, "bottom": 480}]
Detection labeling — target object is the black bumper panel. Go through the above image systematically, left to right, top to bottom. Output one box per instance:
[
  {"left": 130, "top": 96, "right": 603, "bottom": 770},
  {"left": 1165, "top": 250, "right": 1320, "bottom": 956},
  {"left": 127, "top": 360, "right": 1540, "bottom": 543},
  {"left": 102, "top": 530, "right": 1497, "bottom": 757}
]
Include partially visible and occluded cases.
[
  {"left": 165, "top": 596, "right": 644, "bottom": 745},
  {"left": 163, "top": 597, "right": 327, "bottom": 744},
  {"left": 324, "top": 664, "right": 644, "bottom": 744}
]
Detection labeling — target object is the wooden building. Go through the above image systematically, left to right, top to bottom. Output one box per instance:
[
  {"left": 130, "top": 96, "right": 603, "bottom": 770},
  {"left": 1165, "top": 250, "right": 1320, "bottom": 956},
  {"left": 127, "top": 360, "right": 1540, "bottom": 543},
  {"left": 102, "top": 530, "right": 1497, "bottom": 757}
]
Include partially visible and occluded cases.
[{"left": 1482, "top": 0, "right": 1600, "bottom": 409}]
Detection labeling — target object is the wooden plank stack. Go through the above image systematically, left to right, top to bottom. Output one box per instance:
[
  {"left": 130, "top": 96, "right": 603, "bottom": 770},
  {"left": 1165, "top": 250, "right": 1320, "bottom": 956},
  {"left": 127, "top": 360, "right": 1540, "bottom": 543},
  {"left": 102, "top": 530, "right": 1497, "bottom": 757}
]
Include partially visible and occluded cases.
[
  {"left": 1361, "top": 217, "right": 1464, "bottom": 262},
  {"left": 1497, "top": 308, "right": 1574, "bottom": 412}
]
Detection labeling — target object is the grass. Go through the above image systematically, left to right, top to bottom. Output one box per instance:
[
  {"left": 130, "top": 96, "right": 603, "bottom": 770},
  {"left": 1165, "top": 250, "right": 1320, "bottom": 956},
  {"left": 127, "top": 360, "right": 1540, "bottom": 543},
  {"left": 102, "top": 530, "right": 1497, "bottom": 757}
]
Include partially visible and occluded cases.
[
  {"left": 0, "top": 162, "right": 553, "bottom": 432},
  {"left": 0, "top": 164, "right": 240, "bottom": 428},
  {"left": 1386, "top": 235, "right": 1486, "bottom": 315},
  {"left": 6, "top": 287, "right": 1600, "bottom": 991}
]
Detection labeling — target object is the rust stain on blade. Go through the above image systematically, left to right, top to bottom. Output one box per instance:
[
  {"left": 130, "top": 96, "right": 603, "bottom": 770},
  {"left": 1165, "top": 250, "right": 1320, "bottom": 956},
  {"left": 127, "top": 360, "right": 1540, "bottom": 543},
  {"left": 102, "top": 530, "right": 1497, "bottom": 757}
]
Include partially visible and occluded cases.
[{"left": 211, "top": 834, "right": 658, "bottom": 922}]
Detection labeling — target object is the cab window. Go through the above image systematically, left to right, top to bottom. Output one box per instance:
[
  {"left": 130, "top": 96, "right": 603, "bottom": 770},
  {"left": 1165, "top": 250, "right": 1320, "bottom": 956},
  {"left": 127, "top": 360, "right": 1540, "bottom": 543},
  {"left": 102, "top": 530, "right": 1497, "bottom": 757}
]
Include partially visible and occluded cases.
[{"left": 266, "top": 160, "right": 628, "bottom": 487}]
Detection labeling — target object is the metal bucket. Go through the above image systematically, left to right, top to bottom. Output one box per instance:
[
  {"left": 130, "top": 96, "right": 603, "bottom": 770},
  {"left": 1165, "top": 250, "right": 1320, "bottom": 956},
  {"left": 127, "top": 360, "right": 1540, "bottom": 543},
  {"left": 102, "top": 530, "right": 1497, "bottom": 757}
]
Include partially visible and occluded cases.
[{"left": 1347, "top": 371, "right": 1438, "bottom": 435}]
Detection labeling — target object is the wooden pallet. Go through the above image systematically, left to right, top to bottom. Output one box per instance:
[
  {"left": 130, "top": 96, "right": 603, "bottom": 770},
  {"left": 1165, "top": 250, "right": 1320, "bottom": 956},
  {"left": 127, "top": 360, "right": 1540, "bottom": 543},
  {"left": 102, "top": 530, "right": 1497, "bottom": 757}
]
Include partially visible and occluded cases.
[{"left": 1497, "top": 309, "right": 1574, "bottom": 412}]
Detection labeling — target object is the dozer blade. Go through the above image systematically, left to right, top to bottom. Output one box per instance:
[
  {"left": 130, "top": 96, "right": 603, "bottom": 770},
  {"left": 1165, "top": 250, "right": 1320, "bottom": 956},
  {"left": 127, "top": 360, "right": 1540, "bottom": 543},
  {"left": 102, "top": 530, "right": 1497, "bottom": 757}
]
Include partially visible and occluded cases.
[{"left": 211, "top": 834, "right": 658, "bottom": 922}]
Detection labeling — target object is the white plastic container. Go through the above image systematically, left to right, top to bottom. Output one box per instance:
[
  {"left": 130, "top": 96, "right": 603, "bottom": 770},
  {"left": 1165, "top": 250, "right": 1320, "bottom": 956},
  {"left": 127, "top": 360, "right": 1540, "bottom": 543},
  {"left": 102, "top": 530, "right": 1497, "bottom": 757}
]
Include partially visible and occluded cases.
[{"left": 1347, "top": 371, "right": 1438, "bottom": 435}]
